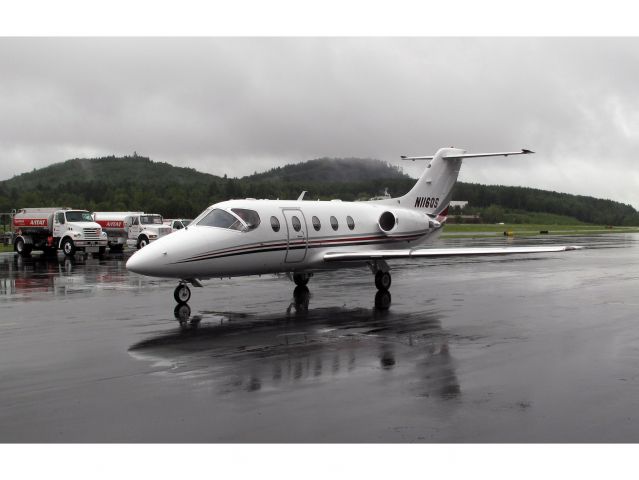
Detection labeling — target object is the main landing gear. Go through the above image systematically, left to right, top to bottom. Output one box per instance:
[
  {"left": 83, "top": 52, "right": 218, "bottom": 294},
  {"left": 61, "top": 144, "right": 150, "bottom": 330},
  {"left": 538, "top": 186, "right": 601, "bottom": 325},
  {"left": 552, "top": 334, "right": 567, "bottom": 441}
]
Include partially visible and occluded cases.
[
  {"left": 369, "top": 259, "right": 392, "bottom": 291},
  {"left": 374, "top": 271, "right": 392, "bottom": 290},
  {"left": 292, "top": 272, "right": 312, "bottom": 287}
]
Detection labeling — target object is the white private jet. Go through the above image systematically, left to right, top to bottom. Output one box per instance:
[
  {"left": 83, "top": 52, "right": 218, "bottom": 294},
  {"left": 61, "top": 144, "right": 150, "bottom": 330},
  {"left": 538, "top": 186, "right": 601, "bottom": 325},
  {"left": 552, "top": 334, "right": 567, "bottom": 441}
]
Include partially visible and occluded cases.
[{"left": 126, "top": 147, "right": 581, "bottom": 306}]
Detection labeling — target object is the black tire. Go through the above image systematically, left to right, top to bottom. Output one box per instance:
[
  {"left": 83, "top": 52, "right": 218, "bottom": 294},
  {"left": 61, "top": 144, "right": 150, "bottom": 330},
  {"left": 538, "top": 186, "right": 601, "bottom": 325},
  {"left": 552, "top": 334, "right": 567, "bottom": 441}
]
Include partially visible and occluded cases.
[
  {"left": 137, "top": 236, "right": 149, "bottom": 250},
  {"left": 15, "top": 237, "right": 32, "bottom": 257},
  {"left": 61, "top": 238, "right": 75, "bottom": 256},
  {"left": 109, "top": 244, "right": 123, "bottom": 253},
  {"left": 98, "top": 246, "right": 106, "bottom": 255},
  {"left": 375, "top": 271, "right": 392, "bottom": 291},
  {"left": 293, "top": 272, "right": 310, "bottom": 286},
  {"left": 174, "top": 284, "right": 191, "bottom": 304}
]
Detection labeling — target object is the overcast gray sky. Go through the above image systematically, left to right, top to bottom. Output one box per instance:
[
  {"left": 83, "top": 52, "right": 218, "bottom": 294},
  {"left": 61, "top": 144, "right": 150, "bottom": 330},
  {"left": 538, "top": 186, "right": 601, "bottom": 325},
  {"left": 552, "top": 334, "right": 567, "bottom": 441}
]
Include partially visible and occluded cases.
[{"left": 1, "top": 37, "right": 638, "bottom": 207}]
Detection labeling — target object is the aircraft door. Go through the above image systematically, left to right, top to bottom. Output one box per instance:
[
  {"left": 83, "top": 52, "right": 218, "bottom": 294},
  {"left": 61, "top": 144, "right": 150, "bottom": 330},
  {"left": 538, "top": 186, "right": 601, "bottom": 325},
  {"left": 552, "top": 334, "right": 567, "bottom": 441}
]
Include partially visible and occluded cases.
[{"left": 282, "top": 209, "right": 308, "bottom": 263}]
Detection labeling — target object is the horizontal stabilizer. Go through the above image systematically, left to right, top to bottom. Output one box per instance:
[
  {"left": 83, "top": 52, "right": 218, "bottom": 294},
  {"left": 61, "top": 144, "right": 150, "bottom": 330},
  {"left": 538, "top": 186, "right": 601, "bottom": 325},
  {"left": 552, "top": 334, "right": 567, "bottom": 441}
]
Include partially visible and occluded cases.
[
  {"left": 401, "top": 149, "right": 534, "bottom": 161},
  {"left": 324, "top": 245, "right": 582, "bottom": 262}
]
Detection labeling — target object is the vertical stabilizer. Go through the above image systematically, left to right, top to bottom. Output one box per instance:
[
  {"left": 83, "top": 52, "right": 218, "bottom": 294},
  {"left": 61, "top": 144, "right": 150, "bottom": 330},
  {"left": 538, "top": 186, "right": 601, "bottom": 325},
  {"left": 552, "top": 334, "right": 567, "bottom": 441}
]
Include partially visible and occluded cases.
[{"left": 399, "top": 147, "right": 465, "bottom": 215}]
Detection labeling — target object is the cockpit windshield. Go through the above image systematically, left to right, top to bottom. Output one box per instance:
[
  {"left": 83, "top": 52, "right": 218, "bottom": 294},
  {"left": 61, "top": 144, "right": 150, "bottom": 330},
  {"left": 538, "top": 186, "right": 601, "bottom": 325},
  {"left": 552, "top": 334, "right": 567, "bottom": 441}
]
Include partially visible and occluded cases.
[
  {"left": 196, "top": 209, "right": 244, "bottom": 231},
  {"left": 231, "top": 209, "right": 261, "bottom": 231},
  {"left": 65, "top": 211, "right": 93, "bottom": 222},
  {"left": 140, "top": 215, "right": 163, "bottom": 225}
]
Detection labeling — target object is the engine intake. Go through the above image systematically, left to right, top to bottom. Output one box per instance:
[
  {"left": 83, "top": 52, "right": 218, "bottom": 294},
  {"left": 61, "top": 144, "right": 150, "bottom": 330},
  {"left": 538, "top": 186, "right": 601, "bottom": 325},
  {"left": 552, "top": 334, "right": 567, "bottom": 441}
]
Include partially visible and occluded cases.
[{"left": 378, "top": 211, "right": 397, "bottom": 233}]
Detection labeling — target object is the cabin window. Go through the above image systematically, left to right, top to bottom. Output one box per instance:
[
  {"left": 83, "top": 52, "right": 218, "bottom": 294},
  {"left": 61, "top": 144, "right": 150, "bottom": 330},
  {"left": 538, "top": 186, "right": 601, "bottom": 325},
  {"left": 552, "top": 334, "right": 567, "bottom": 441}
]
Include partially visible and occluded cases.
[
  {"left": 197, "top": 208, "right": 244, "bottom": 230},
  {"left": 231, "top": 208, "right": 261, "bottom": 231},
  {"left": 56, "top": 212, "right": 65, "bottom": 224},
  {"left": 270, "top": 216, "right": 280, "bottom": 232},
  {"left": 292, "top": 216, "right": 302, "bottom": 232},
  {"left": 312, "top": 216, "right": 321, "bottom": 231},
  {"left": 330, "top": 216, "right": 338, "bottom": 231},
  {"left": 346, "top": 216, "right": 355, "bottom": 230}
]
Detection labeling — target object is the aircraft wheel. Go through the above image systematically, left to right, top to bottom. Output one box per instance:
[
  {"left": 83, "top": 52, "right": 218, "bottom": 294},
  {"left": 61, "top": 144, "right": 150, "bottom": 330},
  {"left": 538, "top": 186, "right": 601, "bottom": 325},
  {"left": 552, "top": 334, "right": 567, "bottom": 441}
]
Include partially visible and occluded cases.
[
  {"left": 61, "top": 238, "right": 76, "bottom": 256},
  {"left": 374, "top": 271, "right": 391, "bottom": 291},
  {"left": 293, "top": 273, "right": 310, "bottom": 286},
  {"left": 174, "top": 284, "right": 191, "bottom": 304},
  {"left": 375, "top": 290, "right": 392, "bottom": 310}
]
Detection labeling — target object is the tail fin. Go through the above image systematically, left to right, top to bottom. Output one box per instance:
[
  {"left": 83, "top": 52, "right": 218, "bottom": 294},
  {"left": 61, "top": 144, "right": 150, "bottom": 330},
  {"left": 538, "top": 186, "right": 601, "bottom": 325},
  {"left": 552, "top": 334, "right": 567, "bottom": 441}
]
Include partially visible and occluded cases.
[
  {"left": 393, "top": 147, "right": 533, "bottom": 215},
  {"left": 399, "top": 147, "right": 465, "bottom": 215}
]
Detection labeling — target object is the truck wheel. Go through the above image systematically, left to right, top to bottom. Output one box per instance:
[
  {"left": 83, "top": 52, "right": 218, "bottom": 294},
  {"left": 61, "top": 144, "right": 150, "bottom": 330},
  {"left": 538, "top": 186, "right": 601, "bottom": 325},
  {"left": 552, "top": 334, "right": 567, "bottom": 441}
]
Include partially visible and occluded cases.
[
  {"left": 137, "top": 236, "right": 149, "bottom": 249},
  {"left": 15, "top": 238, "right": 32, "bottom": 257},
  {"left": 61, "top": 238, "right": 76, "bottom": 256},
  {"left": 110, "top": 244, "right": 123, "bottom": 253}
]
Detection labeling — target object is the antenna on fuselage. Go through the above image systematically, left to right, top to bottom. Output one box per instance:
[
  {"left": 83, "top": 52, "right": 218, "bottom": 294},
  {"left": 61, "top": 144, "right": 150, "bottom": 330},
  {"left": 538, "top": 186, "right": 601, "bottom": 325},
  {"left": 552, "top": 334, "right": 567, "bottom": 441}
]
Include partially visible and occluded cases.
[{"left": 297, "top": 191, "right": 307, "bottom": 201}]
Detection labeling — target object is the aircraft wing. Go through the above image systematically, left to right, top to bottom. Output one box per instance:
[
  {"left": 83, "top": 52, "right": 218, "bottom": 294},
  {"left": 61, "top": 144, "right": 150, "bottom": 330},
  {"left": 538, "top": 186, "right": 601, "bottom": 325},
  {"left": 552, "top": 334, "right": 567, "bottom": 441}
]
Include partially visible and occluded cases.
[{"left": 323, "top": 245, "right": 582, "bottom": 262}]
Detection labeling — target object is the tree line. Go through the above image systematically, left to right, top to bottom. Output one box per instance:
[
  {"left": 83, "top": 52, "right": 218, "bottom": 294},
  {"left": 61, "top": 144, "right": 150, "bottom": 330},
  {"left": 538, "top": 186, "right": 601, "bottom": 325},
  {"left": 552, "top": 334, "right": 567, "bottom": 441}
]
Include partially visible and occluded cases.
[{"left": 1, "top": 155, "right": 638, "bottom": 225}]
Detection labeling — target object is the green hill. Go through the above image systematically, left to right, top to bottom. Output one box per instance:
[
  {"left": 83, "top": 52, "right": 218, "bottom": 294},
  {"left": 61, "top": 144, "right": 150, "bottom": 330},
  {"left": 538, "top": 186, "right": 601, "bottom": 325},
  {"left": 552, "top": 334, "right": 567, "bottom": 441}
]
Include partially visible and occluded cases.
[
  {"left": 0, "top": 154, "right": 224, "bottom": 217},
  {"left": 1, "top": 154, "right": 638, "bottom": 225},
  {"left": 6, "top": 154, "right": 220, "bottom": 189},
  {"left": 246, "top": 157, "right": 407, "bottom": 183}
]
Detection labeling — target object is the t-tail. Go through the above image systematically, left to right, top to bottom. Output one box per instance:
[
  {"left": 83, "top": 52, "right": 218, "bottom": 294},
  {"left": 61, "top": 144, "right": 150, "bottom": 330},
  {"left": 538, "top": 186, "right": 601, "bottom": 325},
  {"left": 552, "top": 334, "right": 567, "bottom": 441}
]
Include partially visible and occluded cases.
[{"left": 381, "top": 147, "right": 534, "bottom": 218}]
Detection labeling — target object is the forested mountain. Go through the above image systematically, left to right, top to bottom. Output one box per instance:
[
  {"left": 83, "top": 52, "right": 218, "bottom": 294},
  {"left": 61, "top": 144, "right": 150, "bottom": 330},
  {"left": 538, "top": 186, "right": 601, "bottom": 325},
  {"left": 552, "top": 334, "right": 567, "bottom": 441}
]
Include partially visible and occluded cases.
[
  {"left": 0, "top": 154, "right": 224, "bottom": 218},
  {"left": 1, "top": 154, "right": 638, "bottom": 225},
  {"left": 246, "top": 157, "right": 407, "bottom": 183},
  {"left": 451, "top": 183, "right": 639, "bottom": 226}
]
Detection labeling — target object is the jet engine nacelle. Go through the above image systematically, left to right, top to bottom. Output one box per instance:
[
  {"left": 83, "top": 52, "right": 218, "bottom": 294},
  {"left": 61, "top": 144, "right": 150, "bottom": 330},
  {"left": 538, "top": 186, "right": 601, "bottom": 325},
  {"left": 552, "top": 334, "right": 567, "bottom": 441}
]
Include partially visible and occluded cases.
[{"left": 378, "top": 211, "right": 398, "bottom": 233}]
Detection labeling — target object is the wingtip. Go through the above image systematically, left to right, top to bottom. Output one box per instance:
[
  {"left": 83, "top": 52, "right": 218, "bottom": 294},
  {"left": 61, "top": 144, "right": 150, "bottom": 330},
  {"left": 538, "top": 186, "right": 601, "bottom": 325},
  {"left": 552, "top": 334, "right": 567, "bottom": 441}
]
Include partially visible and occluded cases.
[{"left": 522, "top": 148, "right": 535, "bottom": 154}]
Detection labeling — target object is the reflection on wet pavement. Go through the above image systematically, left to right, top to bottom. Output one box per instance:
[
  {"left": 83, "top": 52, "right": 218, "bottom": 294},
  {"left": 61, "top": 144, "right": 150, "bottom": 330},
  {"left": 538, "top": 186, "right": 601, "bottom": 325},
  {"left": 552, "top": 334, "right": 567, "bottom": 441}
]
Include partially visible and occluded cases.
[
  {"left": 0, "top": 253, "right": 156, "bottom": 300},
  {"left": 130, "top": 297, "right": 460, "bottom": 401}
]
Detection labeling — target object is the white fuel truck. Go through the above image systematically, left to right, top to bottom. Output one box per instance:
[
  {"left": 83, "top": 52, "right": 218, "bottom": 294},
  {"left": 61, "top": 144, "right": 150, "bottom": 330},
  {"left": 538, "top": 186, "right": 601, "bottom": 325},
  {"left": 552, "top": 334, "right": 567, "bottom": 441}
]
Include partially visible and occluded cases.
[
  {"left": 13, "top": 207, "right": 108, "bottom": 257},
  {"left": 92, "top": 211, "right": 172, "bottom": 250}
]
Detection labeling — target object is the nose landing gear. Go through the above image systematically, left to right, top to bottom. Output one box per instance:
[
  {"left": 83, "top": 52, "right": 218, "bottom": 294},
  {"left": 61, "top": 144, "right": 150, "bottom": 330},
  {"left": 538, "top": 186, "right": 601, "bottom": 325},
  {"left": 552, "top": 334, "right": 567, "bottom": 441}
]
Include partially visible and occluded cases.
[{"left": 174, "top": 283, "right": 191, "bottom": 304}]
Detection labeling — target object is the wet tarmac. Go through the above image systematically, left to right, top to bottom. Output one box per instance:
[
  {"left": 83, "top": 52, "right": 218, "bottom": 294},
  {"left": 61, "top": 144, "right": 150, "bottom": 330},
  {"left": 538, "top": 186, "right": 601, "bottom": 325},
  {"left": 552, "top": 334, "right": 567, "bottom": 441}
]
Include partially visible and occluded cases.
[{"left": 1, "top": 233, "right": 639, "bottom": 442}]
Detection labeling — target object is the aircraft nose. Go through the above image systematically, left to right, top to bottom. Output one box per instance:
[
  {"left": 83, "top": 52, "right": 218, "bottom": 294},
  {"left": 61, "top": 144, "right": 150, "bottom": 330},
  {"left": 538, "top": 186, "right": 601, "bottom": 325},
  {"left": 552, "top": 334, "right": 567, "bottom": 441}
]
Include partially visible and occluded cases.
[{"left": 126, "top": 247, "right": 156, "bottom": 276}]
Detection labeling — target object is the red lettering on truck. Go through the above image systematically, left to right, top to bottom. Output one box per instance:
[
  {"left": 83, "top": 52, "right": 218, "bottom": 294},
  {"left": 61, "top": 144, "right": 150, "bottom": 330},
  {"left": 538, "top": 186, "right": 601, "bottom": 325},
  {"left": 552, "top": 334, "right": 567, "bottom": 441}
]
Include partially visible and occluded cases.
[
  {"left": 13, "top": 218, "right": 49, "bottom": 227},
  {"left": 96, "top": 220, "right": 125, "bottom": 228}
]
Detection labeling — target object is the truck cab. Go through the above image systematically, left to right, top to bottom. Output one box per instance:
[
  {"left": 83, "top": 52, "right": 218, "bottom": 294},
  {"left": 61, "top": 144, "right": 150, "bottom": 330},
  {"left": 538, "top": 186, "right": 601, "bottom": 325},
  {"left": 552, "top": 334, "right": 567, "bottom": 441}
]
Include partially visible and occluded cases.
[{"left": 127, "top": 213, "right": 172, "bottom": 249}]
